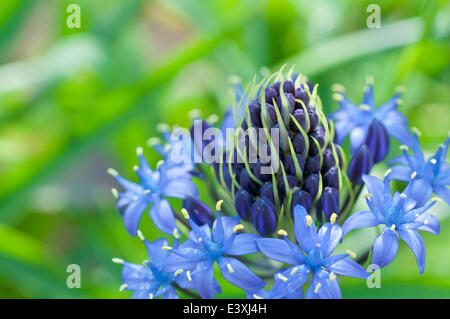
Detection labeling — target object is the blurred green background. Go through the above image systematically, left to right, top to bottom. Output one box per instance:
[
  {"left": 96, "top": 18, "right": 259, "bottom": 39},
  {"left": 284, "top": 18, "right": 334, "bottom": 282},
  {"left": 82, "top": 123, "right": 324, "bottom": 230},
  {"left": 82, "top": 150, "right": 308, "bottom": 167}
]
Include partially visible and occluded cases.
[{"left": 0, "top": 0, "right": 449, "bottom": 298}]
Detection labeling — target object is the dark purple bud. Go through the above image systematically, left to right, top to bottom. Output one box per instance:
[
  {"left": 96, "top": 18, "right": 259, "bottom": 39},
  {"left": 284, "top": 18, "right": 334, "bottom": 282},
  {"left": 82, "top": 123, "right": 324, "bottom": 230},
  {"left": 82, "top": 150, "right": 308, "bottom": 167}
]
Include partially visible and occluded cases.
[
  {"left": 282, "top": 80, "right": 295, "bottom": 94},
  {"left": 271, "top": 81, "right": 281, "bottom": 93},
  {"left": 265, "top": 87, "right": 277, "bottom": 104},
  {"left": 294, "top": 88, "right": 310, "bottom": 107},
  {"left": 249, "top": 101, "right": 262, "bottom": 127},
  {"left": 265, "top": 103, "right": 278, "bottom": 124},
  {"left": 307, "top": 107, "right": 319, "bottom": 132},
  {"left": 290, "top": 108, "right": 307, "bottom": 132},
  {"left": 241, "top": 118, "right": 248, "bottom": 130},
  {"left": 365, "top": 119, "right": 390, "bottom": 163},
  {"left": 311, "top": 126, "right": 325, "bottom": 148},
  {"left": 292, "top": 134, "right": 306, "bottom": 154},
  {"left": 308, "top": 136, "right": 320, "bottom": 156},
  {"left": 348, "top": 144, "right": 373, "bottom": 184},
  {"left": 335, "top": 146, "right": 344, "bottom": 169},
  {"left": 322, "top": 148, "right": 336, "bottom": 172},
  {"left": 284, "top": 154, "right": 305, "bottom": 176},
  {"left": 305, "top": 155, "right": 321, "bottom": 174},
  {"left": 251, "top": 160, "right": 271, "bottom": 182},
  {"left": 221, "top": 164, "right": 233, "bottom": 190},
  {"left": 323, "top": 167, "right": 339, "bottom": 189},
  {"left": 239, "top": 169, "right": 260, "bottom": 195},
  {"left": 304, "top": 174, "right": 320, "bottom": 199},
  {"left": 277, "top": 175, "right": 300, "bottom": 195},
  {"left": 259, "top": 182, "right": 275, "bottom": 205},
  {"left": 317, "top": 187, "right": 339, "bottom": 221},
  {"left": 235, "top": 189, "right": 254, "bottom": 222},
  {"left": 291, "top": 190, "right": 313, "bottom": 218},
  {"left": 183, "top": 196, "right": 214, "bottom": 226},
  {"left": 252, "top": 198, "right": 277, "bottom": 236}
]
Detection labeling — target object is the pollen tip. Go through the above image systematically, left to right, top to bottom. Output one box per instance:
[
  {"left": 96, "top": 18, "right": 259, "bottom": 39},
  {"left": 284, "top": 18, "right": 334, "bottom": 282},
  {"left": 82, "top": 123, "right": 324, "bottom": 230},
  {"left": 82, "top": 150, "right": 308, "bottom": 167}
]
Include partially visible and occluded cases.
[
  {"left": 366, "top": 75, "right": 374, "bottom": 85},
  {"left": 331, "top": 83, "right": 346, "bottom": 93},
  {"left": 332, "top": 93, "right": 343, "bottom": 101},
  {"left": 359, "top": 104, "right": 371, "bottom": 111},
  {"left": 188, "top": 109, "right": 202, "bottom": 119},
  {"left": 207, "top": 114, "right": 219, "bottom": 125},
  {"left": 156, "top": 123, "right": 170, "bottom": 132},
  {"left": 412, "top": 127, "right": 422, "bottom": 137},
  {"left": 146, "top": 137, "right": 161, "bottom": 147},
  {"left": 399, "top": 145, "right": 409, "bottom": 151},
  {"left": 136, "top": 146, "right": 143, "bottom": 156},
  {"left": 430, "top": 159, "right": 437, "bottom": 165},
  {"left": 156, "top": 160, "right": 165, "bottom": 169},
  {"left": 133, "top": 165, "right": 139, "bottom": 172},
  {"left": 107, "top": 168, "right": 119, "bottom": 176},
  {"left": 384, "top": 168, "right": 392, "bottom": 177},
  {"left": 411, "top": 171, "right": 417, "bottom": 179},
  {"left": 111, "top": 188, "right": 118, "bottom": 199},
  {"left": 362, "top": 193, "right": 373, "bottom": 199},
  {"left": 400, "top": 193, "right": 407, "bottom": 199},
  {"left": 431, "top": 197, "right": 442, "bottom": 202},
  {"left": 216, "top": 200, "right": 224, "bottom": 211},
  {"left": 181, "top": 208, "right": 190, "bottom": 219},
  {"left": 330, "top": 213, "right": 338, "bottom": 225},
  {"left": 306, "top": 215, "right": 313, "bottom": 227},
  {"left": 233, "top": 224, "right": 245, "bottom": 233},
  {"left": 390, "top": 224, "right": 396, "bottom": 231},
  {"left": 173, "top": 228, "right": 180, "bottom": 239},
  {"left": 277, "top": 229, "right": 288, "bottom": 237},
  {"left": 137, "top": 230, "right": 145, "bottom": 241},
  {"left": 161, "top": 246, "right": 172, "bottom": 250},
  {"left": 345, "top": 250, "right": 357, "bottom": 259},
  {"left": 112, "top": 257, "right": 124, "bottom": 264},
  {"left": 227, "top": 263, "right": 234, "bottom": 273},
  {"left": 290, "top": 267, "right": 299, "bottom": 275},
  {"left": 174, "top": 269, "right": 184, "bottom": 277},
  {"left": 186, "top": 270, "right": 192, "bottom": 282},
  {"left": 329, "top": 272, "right": 336, "bottom": 281},
  {"left": 277, "top": 273, "right": 288, "bottom": 282},
  {"left": 314, "top": 283, "right": 322, "bottom": 294},
  {"left": 119, "top": 284, "right": 128, "bottom": 291},
  {"left": 149, "top": 293, "right": 154, "bottom": 299},
  {"left": 253, "top": 294, "right": 263, "bottom": 299}
]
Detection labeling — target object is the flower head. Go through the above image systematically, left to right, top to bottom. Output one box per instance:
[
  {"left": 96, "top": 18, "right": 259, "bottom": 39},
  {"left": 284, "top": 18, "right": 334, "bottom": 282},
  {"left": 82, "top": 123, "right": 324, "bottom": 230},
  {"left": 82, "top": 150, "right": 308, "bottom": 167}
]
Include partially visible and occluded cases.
[
  {"left": 331, "top": 79, "right": 414, "bottom": 156},
  {"left": 109, "top": 130, "right": 198, "bottom": 236},
  {"left": 388, "top": 134, "right": 450, "bottom": 206},
  {"left": 342, "top": 173, "right": 440, "bottom": 274},
  {"left": 163, "top": 201, "right": 265, "bottom": 299},
  {"left": 256, "top": 205, "right": 369, "bottom": 299},
  {"left": 113, "top": 234, "right": 193, "bottom": 299}
]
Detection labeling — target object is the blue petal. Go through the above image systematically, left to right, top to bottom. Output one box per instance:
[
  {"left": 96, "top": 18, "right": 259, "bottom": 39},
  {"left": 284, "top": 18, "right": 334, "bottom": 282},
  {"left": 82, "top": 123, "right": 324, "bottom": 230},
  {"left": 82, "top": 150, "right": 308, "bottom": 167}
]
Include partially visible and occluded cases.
[
  {"left": 381, "top": 111, "right": 415, "bottom": 147},
  {"left": 349, "top": 126, "right": 367, "bottom": 154},
  {"left": 389, "top": 166, "right": 412, "bottom": 182},
  {"left": 362, "top": 175, "right": 386, "bottom": 213},
  {"left": 162, "top": 178, "right": 198, "bottom": 198},
  {"left": 409, "top": 178, "right": 433, "bottom": 207},
  {"left": 434, "top": 185, "right": 450, "bottom": 206},
  {"left": 123, "top": 197, "right": 150, "bottom": 236},
  {"left": 148, "top": 198, "right": 177, "bottom": 235},
  {"left": 293, "top": 205, "right": 317, "bottom": 252},
  {"left": 341, "top": 210, "right": 380, "bottom": 239},
  {"left": 416, "top": 212, "right": 440, "bottom": 235},
  {"left": 213, "top": 216, "right": 240, "bottom": 243},
  {"left": 317, "top": 222, "right": 342, "bottom": 257},
  {"left": 397, "top": 229, "right": 426, "bottom": 274},
  {"left": 371, "top": 230, "right": 398, "bottom": 268},
  {"left": 226, "top": 233, "right": 261, "bottom": 255},
  {"left": 143, "top": 238, "right": 169, "bottom": 268},
  {"left": 256, "top": 238, "right": 302, "bottom": 265},
  {"left": 162, "top": 248, "right": 205, "bottom": 272},
  {"left": 218, "top": 257, "right": 265, "bottom": 291},
  {"left": 327, "top": 258, "right": 369, "bottom": 279},
  {"left": 121, "top": 262, "right": 155, "bottom": 290},
  {"left": 192, "top": 263, "right": 216, "bottom": 299},
  {"left": 278, "top": 265, "right": 310, "bottom": 293},
  {"left": 305, "top": 269, "right": 341, "bottom": 299},
  {"left": 161, "top": 286, "right": 179, "bottom": 299},
  {"left": 131, "top": 290, "right": 152, "bottom": 299}
]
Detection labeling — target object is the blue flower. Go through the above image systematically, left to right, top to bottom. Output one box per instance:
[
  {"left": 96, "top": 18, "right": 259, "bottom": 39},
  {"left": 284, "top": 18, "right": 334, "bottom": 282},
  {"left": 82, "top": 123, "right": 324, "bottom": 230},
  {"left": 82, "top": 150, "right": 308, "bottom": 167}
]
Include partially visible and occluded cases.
[
  {"left": 331, "top": 80, "right": 414, "bottom": 153},
  {"left": 388, "top": 134, "right": 450, "bottom": 206},
  {"left": 109, "top": 135, "right": 198, "bottom": 236},
  {"left": 341, "top": 173, "right": 440, "bottom": 274},
  {"left": 162, "top": 201, "right": 266, "bottom": 299},
  {"left": 256, "top": 205, "right": 369, "bottom": 299},
  {"left": 113, "top": 234, "right": 194, "bottom": 299},
  {"left": 246, "top": 273, "right": 303, "bottom": 299}
]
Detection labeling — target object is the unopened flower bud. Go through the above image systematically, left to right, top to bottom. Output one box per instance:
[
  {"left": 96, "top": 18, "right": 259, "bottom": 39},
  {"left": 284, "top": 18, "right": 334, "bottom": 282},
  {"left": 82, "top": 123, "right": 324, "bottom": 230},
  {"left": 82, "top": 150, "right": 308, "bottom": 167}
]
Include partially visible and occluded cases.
[
  {"left": 365, "top": 119, "right": 390, "bottom": 163},
  {"left": 348, "top": 144, "right": 373, "bottom": 184},
  {"left": 235, "top": 189, "right": 255, "bottom": 222},
  {"left": 183, "top": 196, "right": 214, "bottom": 226},
  {"left": 252, "top": 198, "right": 277, "bottom": 236}
]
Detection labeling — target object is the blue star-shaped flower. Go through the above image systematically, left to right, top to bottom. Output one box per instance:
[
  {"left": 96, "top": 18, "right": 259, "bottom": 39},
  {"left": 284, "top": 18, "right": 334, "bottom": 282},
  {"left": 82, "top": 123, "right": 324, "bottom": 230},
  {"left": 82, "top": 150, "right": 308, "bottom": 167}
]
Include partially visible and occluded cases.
[
  {"left": 331, "top": 80, "right": 414, "bottom": 153},
  {"left": 109, "top": 132, "right": 198, "bottom": 236},
  {"left": 388, "top": 134, "right": 450, "bottom": 206},
  {"left": 341, "top": 173, "right": 440, "bottom": 274},
  {"left": 162, "top": 201, "right": 266, "bottom": 299},
  {"left": 256, "top": 205, "right": 369, "bottom": 299},
  {"left": 113, "top": 235, "right": 194, "bottom": 299},
  {"left": 246, "top": 273, "right": 303, "bottom": 299}
]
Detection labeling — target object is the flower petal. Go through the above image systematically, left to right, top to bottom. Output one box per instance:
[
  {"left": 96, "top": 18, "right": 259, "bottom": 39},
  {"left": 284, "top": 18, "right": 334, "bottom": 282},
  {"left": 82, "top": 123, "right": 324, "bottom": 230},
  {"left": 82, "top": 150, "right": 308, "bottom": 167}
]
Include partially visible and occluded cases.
[
  {"left": 389, "top": 166, "right": 412, "bottom": 182},
  {"left": 434, "top": 185, "right": 450, "bottom": 206},
  {"left": 123, "top": 198, "right": 150, "bottom": 236},
  {"left": 148, "top": 198, "right": 177, "bottom": 235},
  {"left": 292, "top": 205, "right": 317, "bottom": 252},
  {"left": 341, "top": 210, "right": 380, "bottom": 239},
  {"left": 416, "top": 212, "right": 440, "bottom": 235},
  {"left": 317, "top": 222, "right": 342, "bottom": 257},
  {"left": 397, "top": 229, "right": 426, "bottom": 274},
  {"left": 371, "top": 230, "right": 398, "bottom": 269},
  {"left": 226, "top": 233, "right": 260, "bottom": 255},
  {"left": 143, "top": 238, "right": 169, "bottom": 268},
  {"left": 256, "top": 238, "right": 302, "bottom": 265},
  {"left": 218, "top": 257, "right": 266, "bottom": 292},
  {"left": 327, "top": 258, "right": 369, "bottom": 279},
  {"left": 193, "top": 263, "right": 216, "bottom": 299},
  {"left": 305, "top": 269, "right": 341, "bottom": 299}
]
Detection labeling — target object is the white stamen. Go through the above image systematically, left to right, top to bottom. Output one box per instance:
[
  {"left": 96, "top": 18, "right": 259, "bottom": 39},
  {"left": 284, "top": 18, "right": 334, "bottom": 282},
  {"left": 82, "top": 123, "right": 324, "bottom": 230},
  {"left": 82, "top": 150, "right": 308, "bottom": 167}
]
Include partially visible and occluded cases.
[
  {"left": 366, "top": 75, "right": 374, "bottom": 85},
  {"left": 331, "top": 84, "right": 346, "bottom": 92},
  {"left": 332, "top": 93, "right": 343, "bottom": 101},
  {"left": 396, "top": 98, "right": 403, "bottom": 105},
  {"left": 359, "top": 104, "right": 371, "bottom": 111},
  {"left": 188, "top": 109, "right": 202, "bottom": 119},
  {"left": 207, "top": 114, "right": 219, "bottom": 125},
  {"left": 156, "top": 123, "right": 170, "bottom": 132},
  {"left": 412, "top": 127, "right": 421, "bottom": 136},
  {"left": 146, "top": 137, "right": 161, "bottom": 147},
  {"left": 399, "top": 145, "right": 409, "bottom": 151},
  {"left": 136, "top": 147, "right": 143, "bottom": 156},
  {"left": 430, "top": 159, "right": 437, "bottom": 165},
  {"left": 156, "top": 160, "right": 165, "bottom": 169},
  {"left": 133, "top": 165, "right": 139, "bottom": 172},
  {"left": 107, "top": 168, "right": 119, "bottom": 176},
  {"left": 384, "top": 169, "right": 392, "bottom": 177},
  {"left": 411, "top": 171, "right": 417, "bottom": 179},
  {"left": 111, "top": 188, "right": 118, "bottom": 199},
  {"left": 144, "top": 190, "right": 150, "bottom": 194},
  {"left": 362, "top": 193, "right": 373, "bottom": 199},
  {"left": 400, "top": 194, "right": 407, "bottom": 199},
  {"left": 431, "top": 197, "right": 442, "bottom": 202},
  {"left": 216, "top": 200, "right": 224, "bottom": 211},
  {"left": 181, "top": 208, "right": 190, "bottom": 219},
  {"left": 330, "top": 213, "right": 338, "bottom": 225},
  {"left": 306, "top": 215, "right": 313, "bottom": 227},
  {"left": 424, "top": 220, "right": 429, "bottom": 225},
  {"left": 233, "top": 224, "right": 244, "bottom": 233},
  {"left": 390, "top": 224, "right": 396, "bottom": 231},
  {"left": 173, "top": 229, "right": 180, "bottom": 239},
  {"left": 277, "top": 229, "right": 288, "bottom": 237},
  {"left": 137, "top": 230, "right": 145, "bottom": 241},
  {"left": 198, "top": 237, "right": 203, "bottom": 242},
  {"left": 162, "top": 246, "right": 172, "bottom": 250},
  {"left": 346, "top": 250, "right": 357, "bottom": 259},
  {"left": 112, "top": 257, "right": 124, "bottom": 264},
  {"left": 227, "top": 263, "right": 234, "bottom": 273},
  {"left": 290, "top": 267, "right": 299, "bottom": 275},
  {"left": 174, "top": 269, "right": 183, "bottom": 277},
  {"left": 186, "top": 270, "right": 192, "bottom": 282},
  {"left": 329, "top": 272, "right": 336, "bottom": 281},
  {"left": 277, "top": 273, "right": 288, "bottom": 282},
  {"left": 314, "top": 283, "right": 321, "bottom": 294},
  {"left": 119, "top": 284, "right": 128, "bottom": 291},
  {"left": 149, "top": 293, "right": 154, "bottom": 299},
  {"left": 253, "top": 294, "right": 263, "bottom": 299}
]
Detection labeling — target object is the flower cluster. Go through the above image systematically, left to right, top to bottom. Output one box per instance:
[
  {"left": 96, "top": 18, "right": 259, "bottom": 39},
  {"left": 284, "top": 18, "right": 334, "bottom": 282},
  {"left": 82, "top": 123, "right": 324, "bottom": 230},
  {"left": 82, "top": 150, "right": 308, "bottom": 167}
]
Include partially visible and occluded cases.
[{"left": 109, "top": 67, "right": 448, "bottom": 299}]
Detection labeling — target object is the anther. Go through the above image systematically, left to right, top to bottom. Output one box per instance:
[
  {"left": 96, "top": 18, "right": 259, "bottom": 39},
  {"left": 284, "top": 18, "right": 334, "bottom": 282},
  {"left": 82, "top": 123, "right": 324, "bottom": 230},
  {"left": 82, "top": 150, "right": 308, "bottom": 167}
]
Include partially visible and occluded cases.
[
  {"left": 331, "top": 84, "right": 346, "bottom": 92},
  {"left": 332, "top": 93, "right": 343, "bottom": 101},
  {"left": 359, "top": 104, "right": 371, "bottom": 111},
  {"left": 156, "top": 123, "right": 170, "bottom": 132},
  {"left": 412, "top": 127, "right": 422, "bottom": 136},
  {"left": 147, "top": 137, "right": 161, "bottom": 147},
  {"left": 399, "top": 145, "right": 409, "bottom": 151},
  {"left": 136, "top": 147, "right": 143, "bottom": 156},
  {"left": 430, "top": 159, "right": 437, "bottom": 165},
  {"left": 156, "top": 160, "right": 165, "bottom": 169},
  {"left": 107, "top": 168, "right": 119, "bottom": 176},
  {"left": 384, "top": 168, "right": 392, "bottom": 177},
  {"left": 411, "top": 171, "right": 417, "bottom": 179},
  {"left": 111, "top": 188, "right": 118, "bottom": 199},
  {"left": 362, "top": 193, "right": 373, "bottom": 199},
  {"left": 400, "top": 194, "right": 407, "bottom": 199},
  {"left": 216, "top": 200, "right": 224, "bottom": 211},
  {"left": 181, "top": 208, "right": 190, "bottom": 219},
  {"left": 330, "top": 213, "right": 338, "bottom": 225},
  {"left": 306, "top": 215, "right": 313, "bottom": 227},
  {"left": 424, "top": 220, "right": 429, "bottom": 225},
  {"left": 233, "top": 224, "right": 244, "bottom": 233},
  {"left": 390, "top": 224, "right": 396, "bottom": 231},
  {"left": 173, "top": 229, "right": 180, "bottom": 239},
  {"left": 277, "top": 229, "right": 288, "bottom": 237},
  {"left": 137, "top": 230, "right": 145, "bottom": 241},
  {"left": 162, "top": 246, "right": 172, "bottom": 250},
  {"left": 345, "top": 250, "right": 357, "bottom": 258},
  {"left": 112, "top": 257, "right": 124, "bottom": 264},
  {"left": 227, "top": 263, "right": 234, "bottom": 273},
  {"left": 290, "top": 267, "right": 299, "bottom": 275},
  {"left": 174, "top": 269, "right": 183, "bottom": 277},
  {"left": 186, "top": 270, "right": 192, "bottom": 282},
  {"left": 329, "top": 272, "right": 336, "bottom": 281},
  {"left": 277, "top": 273, "right": 288, "bottom": 282},
  {"left": 314, "top": 283, "right": 321, "bottom": 294},
  {"left": 119, "top": 284, "right": 128, "bottom": 291},
  {"left": 149, "top": 293, "right": 154, "bottom": 299},
  {"left": 253, "top": 294, "right": 263, "bottom": 299}
]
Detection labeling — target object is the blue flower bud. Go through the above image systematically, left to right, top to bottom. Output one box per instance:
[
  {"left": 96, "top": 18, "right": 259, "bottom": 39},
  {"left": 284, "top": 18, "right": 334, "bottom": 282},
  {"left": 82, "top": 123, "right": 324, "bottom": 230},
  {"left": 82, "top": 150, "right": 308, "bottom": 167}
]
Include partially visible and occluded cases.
[
  {"left": 283, "top": 80, "right": 295, "bottom": 94},
  {"left": 265, "top": 87, "right": 277, "bottom": 104},
  {"left": 294, "top": 88, "right": 309, "bottom": 107},
  {"left": 249, "top": 101, "right": 262, "bottom": 127},
  {"left": 265, "top": 103, "right": 278, "bottom": 125},
  {"left": 307, "top": 107, "right": 319, "bottom": 132},
  {"left": 290, "top": 108, "right": 307, "bottom": 132},
  {"left": 365, "top": 119, "right": 390, "bottom": 163},
  {"left": 311, "top": 126, "right": 325, "bottom": 148},
  {"left": 292, "top": 134, "right": 306, "bottom": 154},
  {"left": 348, "top": 144, "right": 373, "bottom": 184},
  {"left": 322, "top": 148, "right": 336, "bottom": 172},
  {"left": 284, "top": 154, "right": 305, "bottom": 176},
  {"left": 305, "top": 155, "right": 321, "bottom": 174},
  {"left": 251, "top": 160, "right": 271, "bottom": 182},
  {"left": 323, "top": 167, "right": 339, "bottom": 189},
  {"left": 239, "top": 169, "right": 259, "bottom": 195},
  {"left": 304, "top": 173, "right": 320, "bottom": 199},
  {"left": 277, "top": 175, "right": 300, "bottom": 196},
  {"left": 259, "top": 182, "right": 275, "bottom": 205},
  {"left": 317, "top": 187, "right": 339, "bottom": 221},
  {"left": 235, "top": 189, "right": 254, "bottom": 221},
  {"left": 291, "top": 190, "right": 313, "bottom": 217},
  {"left": 183, "top": 196, "right": 214, "bottom": 226},
  {"left": 252, "top": 198, "right": 277, "bottom": 236}
]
